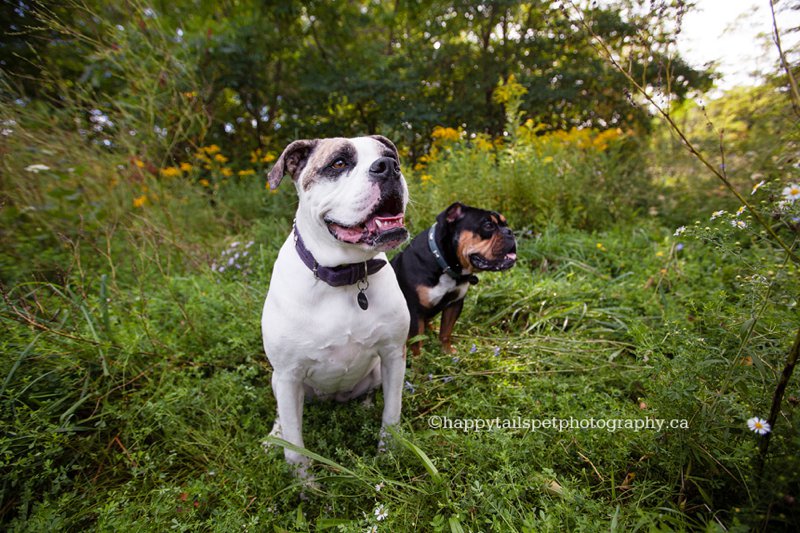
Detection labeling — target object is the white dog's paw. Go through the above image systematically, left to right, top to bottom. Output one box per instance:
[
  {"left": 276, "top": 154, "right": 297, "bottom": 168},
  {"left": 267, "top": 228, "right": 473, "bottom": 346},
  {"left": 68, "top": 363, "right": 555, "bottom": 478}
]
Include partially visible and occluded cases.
[
  {"left": 261, "top": 419, "right": 283, "bottom": 452},
  {"left": 270, "top": 419, "right": 282, "bottom": 436},
  {"left": 377, "top": 426, "right": 394, "bottom": 453},
  {"left": 287, "top": 456, "right": 322, "bottom": 491}
]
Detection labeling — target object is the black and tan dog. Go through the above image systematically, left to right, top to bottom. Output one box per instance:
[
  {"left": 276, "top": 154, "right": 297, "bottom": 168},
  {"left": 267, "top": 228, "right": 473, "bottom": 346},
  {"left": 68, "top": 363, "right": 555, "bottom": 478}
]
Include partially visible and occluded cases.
[{"left": 390, "top": 202, "right": 517, "bottom": 354}]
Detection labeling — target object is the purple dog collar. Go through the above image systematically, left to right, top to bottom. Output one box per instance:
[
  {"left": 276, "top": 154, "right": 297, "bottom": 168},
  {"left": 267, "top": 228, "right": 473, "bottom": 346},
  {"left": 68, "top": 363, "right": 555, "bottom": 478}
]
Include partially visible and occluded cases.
[{"left": 293, "top": 226, "right": 387, "bottom": 288}]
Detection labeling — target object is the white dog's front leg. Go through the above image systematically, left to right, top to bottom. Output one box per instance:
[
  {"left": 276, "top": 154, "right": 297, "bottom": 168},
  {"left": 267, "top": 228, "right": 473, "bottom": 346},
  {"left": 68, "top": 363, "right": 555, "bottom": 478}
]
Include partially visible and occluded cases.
[
  {"left": 379, "top": 347, "right": 406, "bottom": 450},
  {"left": 271, "top": 373, "right": 308, "bottom": 470}
]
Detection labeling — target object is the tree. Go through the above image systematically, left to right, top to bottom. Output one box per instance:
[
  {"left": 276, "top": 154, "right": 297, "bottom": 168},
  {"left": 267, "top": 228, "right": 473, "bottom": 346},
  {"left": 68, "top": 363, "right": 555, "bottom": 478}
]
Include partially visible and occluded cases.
[{"left": 1, "top": 0, "right": 712, "bottom": 159}]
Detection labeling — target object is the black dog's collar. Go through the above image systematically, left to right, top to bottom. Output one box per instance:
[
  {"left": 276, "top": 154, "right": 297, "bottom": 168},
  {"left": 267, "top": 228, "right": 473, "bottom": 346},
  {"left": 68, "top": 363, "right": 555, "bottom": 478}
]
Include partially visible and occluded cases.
[
  {"left": 427, "top": 222, "right": 478, "bottom": 285},
  {"left": 294, "top": 226, "right": 386, "bottom": 287}
]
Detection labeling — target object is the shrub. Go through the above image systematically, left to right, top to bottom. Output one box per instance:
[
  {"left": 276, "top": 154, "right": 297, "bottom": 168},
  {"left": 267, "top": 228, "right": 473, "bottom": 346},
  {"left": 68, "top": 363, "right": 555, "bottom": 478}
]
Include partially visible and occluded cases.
[{"left": 406, "top": 121, "right": 649, "bottom": 232}]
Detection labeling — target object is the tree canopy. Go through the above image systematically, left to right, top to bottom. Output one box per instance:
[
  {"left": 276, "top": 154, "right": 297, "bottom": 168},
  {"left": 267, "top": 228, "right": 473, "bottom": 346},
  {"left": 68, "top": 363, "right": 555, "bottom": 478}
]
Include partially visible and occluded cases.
[{"left": 1, "top": 0, "right": 713, "bottom": 157}]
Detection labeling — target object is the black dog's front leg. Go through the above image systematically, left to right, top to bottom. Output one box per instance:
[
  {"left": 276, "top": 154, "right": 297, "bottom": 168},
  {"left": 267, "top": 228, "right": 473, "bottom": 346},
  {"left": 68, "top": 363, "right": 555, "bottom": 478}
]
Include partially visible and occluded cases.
[
  {"left": 439, "top": 299, "right": 464, "bottom": 354},
  {"left": 408, "top": 307, "right": 426, "bottom": 356}
]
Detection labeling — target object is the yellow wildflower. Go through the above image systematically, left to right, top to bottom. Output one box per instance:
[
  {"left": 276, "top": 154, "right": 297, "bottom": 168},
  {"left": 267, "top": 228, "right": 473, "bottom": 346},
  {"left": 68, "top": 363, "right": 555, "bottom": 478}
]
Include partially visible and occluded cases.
[
  {"left": 492, "top": 74, "right": 528, "bottom": 105},
  {"left": 431, "top": 126, "right": 461, "bottom": 144},
  {"left": 592, "top": 128, "right": 622, "bottom": 151},
  {"left": 474, "top": 136, "right": 494, "bottom": 152},
  {"left": 203, "top": 144, "right": 220, "bottom": 154},
  {"left": 250, "top": 149, "right": 262, "bottom": 163},
  {"left": 417, "top": 151, "right": 435, "bottom": 165},
  {"left": 261, "top": 152, "right": 277, "bottom": 164},
  {"left": 214, "top": 154, "right": 228, "bottom": 163},
  {"left": 542, "top": 156, "right": 554, "bottom": 164},
  {"left": 133, "top": 158, "right": 145, "bottom": 168},
  {"left": 180, "top": 162, "right": 193, "bottom": 172},
  {"left": 160, "top": 166, "right": 181, "bottom": 178},
  {"left": 221, "top": 167, "right": 233, "bottom": 177},
  {"left": 238, "top": 169, "right": 256, "bottom": 176},
  {"left": 421, "top": 174, "right": 432, "bottom": 182},
  {"left": 199, "top": 178, "right": 210, "bottom": 187},
  {"left": 133, "top": 194, "right": 147, "bottom": 208},
  {"left": 596, "top": 243, "right": 606, "bottom": 252},
  {"left": 655, "top": 251, "right": 664, "bottom": 257}
]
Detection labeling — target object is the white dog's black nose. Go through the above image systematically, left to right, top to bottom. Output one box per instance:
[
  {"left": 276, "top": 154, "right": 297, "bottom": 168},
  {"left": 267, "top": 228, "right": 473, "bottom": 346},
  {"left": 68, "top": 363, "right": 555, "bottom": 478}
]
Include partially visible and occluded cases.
[{"left": 369, "top": 157, "right": 400, "bottom": 181}]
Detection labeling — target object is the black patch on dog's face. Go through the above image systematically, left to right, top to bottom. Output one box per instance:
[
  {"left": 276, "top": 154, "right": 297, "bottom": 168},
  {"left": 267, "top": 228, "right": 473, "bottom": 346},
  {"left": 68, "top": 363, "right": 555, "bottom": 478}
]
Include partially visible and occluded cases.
[
  {"left": 369, "top": 135, "right": 400, "bottom": 160},
  {"left": 298, "top": 139, "right": 360, "bottom": 191},
  {"left": 316, "top": 142, "right": 357, "bottom": 182}
]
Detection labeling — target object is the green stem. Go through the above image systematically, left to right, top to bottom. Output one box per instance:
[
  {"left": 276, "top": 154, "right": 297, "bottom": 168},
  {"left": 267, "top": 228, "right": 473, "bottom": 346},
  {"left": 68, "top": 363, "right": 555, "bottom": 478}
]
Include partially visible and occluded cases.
[
  {"left": 769, "top": 0, "right": 800, "bottom": 118},
  {"left": 758, "top": 324, "right": 800, "bottom": 469}
]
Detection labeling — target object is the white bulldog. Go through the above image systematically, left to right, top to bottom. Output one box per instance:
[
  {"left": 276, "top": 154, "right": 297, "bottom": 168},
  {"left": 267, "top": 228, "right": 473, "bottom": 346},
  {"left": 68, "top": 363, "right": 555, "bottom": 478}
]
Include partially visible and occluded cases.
[{"left": 262, "top": 136, "right": 410, "bottom": 473}]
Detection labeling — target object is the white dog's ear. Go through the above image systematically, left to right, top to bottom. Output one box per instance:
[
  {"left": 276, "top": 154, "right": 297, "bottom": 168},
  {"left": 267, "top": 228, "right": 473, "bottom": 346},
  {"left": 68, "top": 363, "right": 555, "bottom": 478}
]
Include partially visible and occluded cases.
[
  {"left": 369, "top": 135, "right": 399, "bottom": 158},
  {"left": 268, "top": 139, "right": 318, "bottom": 190}
]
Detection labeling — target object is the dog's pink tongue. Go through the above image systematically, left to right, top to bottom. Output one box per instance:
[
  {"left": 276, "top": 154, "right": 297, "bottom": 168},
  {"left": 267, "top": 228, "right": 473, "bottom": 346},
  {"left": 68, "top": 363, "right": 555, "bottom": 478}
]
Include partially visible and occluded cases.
[
  {"left": 366, "top": 214, "right": 405, "bottom": 233},
  {"left": 330, "top": 223, "right": 364, "bottom": 243}
]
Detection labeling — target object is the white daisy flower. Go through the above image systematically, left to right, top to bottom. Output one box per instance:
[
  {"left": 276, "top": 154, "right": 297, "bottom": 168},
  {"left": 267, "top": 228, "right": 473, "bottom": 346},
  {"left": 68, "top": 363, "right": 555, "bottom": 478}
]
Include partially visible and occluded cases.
[
  {"left": 25, "top": 164, "right": 50, "bottom": 173},
  {"left": 751, "top": 180, "right": 765, "bottom": 195},
  {"left": 783, "top": 183, "right": 800, "bottom": 202},
  {"left": 735, "top": 206, "right": 746, "bottom": 216},
  {"left": 710, "top": 210, "right": 725, "bottom": 220},
  {"left": 731, "top": 220, "right": 747, "bottom": 229},
  {"left": 673, "top": 226, "right": 686, "bottom": 236},
  {"left": 747, "top": 417, "right": 771, "bottom": 435},
  {"left": 375, "top": 482, "right": 385, "bottom": 492},
  {"left": 374, "top": 504, "right": 388, "bottom": 521}
]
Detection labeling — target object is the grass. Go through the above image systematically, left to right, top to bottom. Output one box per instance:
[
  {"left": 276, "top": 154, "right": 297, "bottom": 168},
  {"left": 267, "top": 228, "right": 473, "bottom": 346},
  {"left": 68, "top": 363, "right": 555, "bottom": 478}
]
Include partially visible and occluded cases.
[{"left": 2, "top": 102, "right": 799, "bottom": 532}]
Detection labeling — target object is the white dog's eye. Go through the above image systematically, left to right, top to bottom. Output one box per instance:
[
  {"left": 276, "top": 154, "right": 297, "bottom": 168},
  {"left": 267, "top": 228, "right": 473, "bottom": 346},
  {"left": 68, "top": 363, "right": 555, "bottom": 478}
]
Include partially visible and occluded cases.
[{"left": 331, "top": 159, "right": 346, "bottom": 170}]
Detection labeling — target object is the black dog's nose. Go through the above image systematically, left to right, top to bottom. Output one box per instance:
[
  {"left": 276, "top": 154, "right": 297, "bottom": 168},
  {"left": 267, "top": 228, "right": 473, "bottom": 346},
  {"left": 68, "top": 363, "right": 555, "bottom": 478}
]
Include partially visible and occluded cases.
[{"left": 369, "top": 157, "right": 400, "bottom": 180}]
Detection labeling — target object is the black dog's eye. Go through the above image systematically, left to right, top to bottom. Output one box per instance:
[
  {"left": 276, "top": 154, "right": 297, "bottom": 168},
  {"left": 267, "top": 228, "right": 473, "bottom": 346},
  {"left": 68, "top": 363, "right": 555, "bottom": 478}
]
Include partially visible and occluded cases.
[
  {"left": 330, "top": 158, "right": 346, "bottom": 170},
  {"left": 482, "top": 220, "right": 496, "bottom": 232}
]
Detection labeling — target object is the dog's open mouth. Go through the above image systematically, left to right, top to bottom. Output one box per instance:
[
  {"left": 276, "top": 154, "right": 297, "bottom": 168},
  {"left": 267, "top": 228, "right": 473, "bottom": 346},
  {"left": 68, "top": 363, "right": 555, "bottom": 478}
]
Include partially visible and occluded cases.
[
  {"left": 325, "top": 193, "right": 408, "bottom": 249},
  {"left": 469, "top": 249, "right": 517, "bottom": 271}
]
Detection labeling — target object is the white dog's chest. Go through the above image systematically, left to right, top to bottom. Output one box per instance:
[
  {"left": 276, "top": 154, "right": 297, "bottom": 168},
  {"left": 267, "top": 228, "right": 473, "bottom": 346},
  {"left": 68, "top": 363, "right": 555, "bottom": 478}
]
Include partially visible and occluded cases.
[
  {"left": 262, "top": 237, "right": 409, "bottom": 395},
  {"left": 302, "top": 333, "right": 382, "bottom": 394}
]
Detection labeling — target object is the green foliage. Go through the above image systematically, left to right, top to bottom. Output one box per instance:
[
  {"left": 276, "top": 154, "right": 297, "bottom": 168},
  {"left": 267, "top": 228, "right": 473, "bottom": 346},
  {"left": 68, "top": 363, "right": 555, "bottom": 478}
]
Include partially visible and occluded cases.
[
  {"left": 2, "top": 0, "right": 711, "bottom": 161},
  {"left": 1, "top": 2, "right": 798, "bottom": 531},
  {"left": 649, "top": 80, "right": 800, "bottom": 227},
  {"left": 3, "top": 83, "right": 800, "bottom": 530},
  {"left": 406, "top": 122, "right": 648, "bottom": 232}
]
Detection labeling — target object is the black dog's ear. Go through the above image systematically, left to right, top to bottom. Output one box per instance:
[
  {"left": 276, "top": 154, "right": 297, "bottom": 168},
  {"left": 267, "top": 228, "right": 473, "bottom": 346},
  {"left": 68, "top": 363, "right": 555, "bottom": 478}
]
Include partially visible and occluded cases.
[
  {"left": 369, "top": 135, "right": 399, "bottom": 158},
  {"left": 267, "top": 139, "right": 318, "bottom": 190},
  {"left": 437, "top": 202, "right": 466, "bottom": 226}
]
